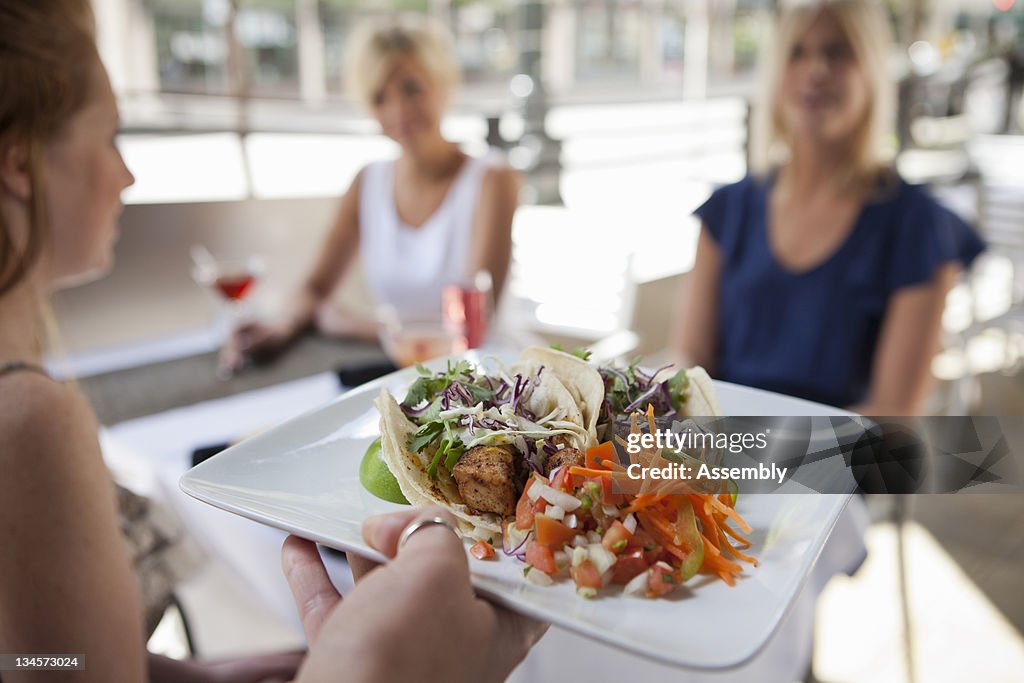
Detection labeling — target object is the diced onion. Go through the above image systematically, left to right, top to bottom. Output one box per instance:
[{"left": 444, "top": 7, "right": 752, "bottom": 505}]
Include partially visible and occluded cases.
[
  {"left": 532, "top": 482, "right": 582, "bottom": 511},
  {"left": 602, "top": 504, "right": 619, "bottom": 517},
  {"left": 546, "top": 505, "right": 566, "bottom": 521},
  {"left": 564, "top": 513, "right": 579, "bottom": 529},
  {"left": 623, "top": 513, "right": 638, "bottom": 534},
  {"left": 503, "top": 521, "right": 529, "bottom": 555},
  {"left": 587, "top": 531, "right": 602, "bottom": 544},
  {"left": 572, "top": 535, "right": 588, "bottom": 549},
  {"left": 588, "top": 544, "right": 617, "bottom": 574},
  {"left": 571, "top": 546, "right": 588, "bottom": 567},
  {"left": 553, "top": 550, "right": 570, "bottom": 570},
  {"left": 526, "top": 569, "right": 553, "bottom": 586},
  {"left": 624, "top": 571, "right": 648, "bottom": 596},
  {"left": 577, "top": 586, "right": 598, "bottom": 599}
]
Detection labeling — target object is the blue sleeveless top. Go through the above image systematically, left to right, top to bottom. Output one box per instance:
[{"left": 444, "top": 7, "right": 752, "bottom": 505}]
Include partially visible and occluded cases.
[{"left": 694, "top": 174, "right": 985, "bottom": 408}]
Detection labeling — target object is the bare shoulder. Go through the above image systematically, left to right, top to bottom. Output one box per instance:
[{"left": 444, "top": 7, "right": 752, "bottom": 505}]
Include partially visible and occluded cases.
[
  {"left": 480, "top": 162, "right": 521, "bottom": 196},
  {"left": 337, "top": 165, "right": 370, "bottom": 216},
  {"left": 349, "top": 165, "right": 369, "bottom": 192},
  {"left": 341, "top": 166, "right": 367, "bottom": 202},
  {"left": 0, "top": 375, "right": 98, "bottom": 471}
]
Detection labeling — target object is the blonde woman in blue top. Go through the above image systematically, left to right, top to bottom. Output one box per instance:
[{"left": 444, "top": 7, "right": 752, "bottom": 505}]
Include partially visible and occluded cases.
[{"left": 675, "top": 0, "right": 983, "bottom": 415}]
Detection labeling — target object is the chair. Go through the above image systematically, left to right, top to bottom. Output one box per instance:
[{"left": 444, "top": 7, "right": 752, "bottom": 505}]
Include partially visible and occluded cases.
[{"left": 943, "top": 135, "right": 1024, "bottom": 413}]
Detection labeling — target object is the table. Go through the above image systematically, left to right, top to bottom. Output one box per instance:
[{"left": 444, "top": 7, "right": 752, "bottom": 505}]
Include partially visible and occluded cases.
[
  {"left": 81, "top": 333, "right": 388, "bottom": 424},
  {"left": 102, "top": 369, "right": 869, "bottom": 681}
]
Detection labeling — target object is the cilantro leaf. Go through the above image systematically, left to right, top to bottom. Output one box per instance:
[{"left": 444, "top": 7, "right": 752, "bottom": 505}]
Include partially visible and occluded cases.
[
  {"left": 550, "top": 343, "right": 593, "bottom": 362},
  {"left": 570, "top": 347, "right": 593, "bottom": 361},
  {"left": 666, "top": 369, "right": 690, "bottom": 412},
  {"left": 465, "top": 382, "right": 495, "bottom": 404},
  {"left": 419, "top": 397, "right": 444, "bottom": 423},
  {"left": 407, "top": 421, "right": 444, "bottom": 453},
  {"left": 443, "top": 439, "right": 466, "bottom": 473},
  {"left": 426, "top": 448, "right": 445, "bottom": 479}
]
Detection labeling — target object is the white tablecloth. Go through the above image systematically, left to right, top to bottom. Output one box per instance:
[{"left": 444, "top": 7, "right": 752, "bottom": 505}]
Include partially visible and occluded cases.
[{"left": 101, "top": 373, "right": 869, "bottom": 682}]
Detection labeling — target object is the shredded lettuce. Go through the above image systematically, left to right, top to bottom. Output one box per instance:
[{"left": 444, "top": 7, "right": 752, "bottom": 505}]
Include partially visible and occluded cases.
[{"left": 402, "top": 359, "right": 576, "bottom": 479}]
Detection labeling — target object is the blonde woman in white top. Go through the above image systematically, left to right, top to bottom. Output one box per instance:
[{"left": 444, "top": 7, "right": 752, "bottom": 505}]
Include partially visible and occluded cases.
[{"left": 226, "top": 17, "right": 519, "bottom": 369}]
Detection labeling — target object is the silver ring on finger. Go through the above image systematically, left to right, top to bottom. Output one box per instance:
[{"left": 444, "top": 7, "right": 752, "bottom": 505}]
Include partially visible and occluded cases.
[{"left": 398, "top": 516, "right": 458, "bottom": 550}]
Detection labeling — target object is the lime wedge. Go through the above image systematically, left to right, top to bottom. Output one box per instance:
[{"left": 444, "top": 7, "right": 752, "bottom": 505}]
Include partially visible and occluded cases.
[{"left": 359, "top": 437, "right": 409, "bottom": 505}]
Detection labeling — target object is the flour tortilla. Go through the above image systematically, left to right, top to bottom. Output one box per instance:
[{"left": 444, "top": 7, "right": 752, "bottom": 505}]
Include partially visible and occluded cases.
[
  {"left": 521, "top": 346, "right": 604, "bottom": 448},
  {"left": 650, "top": 365, "right": 720, "bottom": 416},
  {"left": 682, "top": 366, "right": 720, "bottom": 416},
  {"left": 376, "top": 390, "right": 501, "bottom": 538}
]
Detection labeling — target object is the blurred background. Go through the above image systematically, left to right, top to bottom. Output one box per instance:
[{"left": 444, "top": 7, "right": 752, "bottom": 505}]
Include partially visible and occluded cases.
[{"left": 61, "top": 1, "right": 1024, "bottom": 681}]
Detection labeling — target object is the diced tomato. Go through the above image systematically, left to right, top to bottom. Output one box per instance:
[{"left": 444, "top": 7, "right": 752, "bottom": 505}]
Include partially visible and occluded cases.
[
  {"left": 585, "top": 442, "right": 615, "bottom": 470},
  {"left": 551, "top": 466, "right": 574, "bottom": 492},
  {"left": 598, "top": 475, "right": 624, "bottom": 506},
  {"left": 515, "top": 479, "right": 539, "bottom": 530},
  {"left": 515, "top": 497, "right": 535, "bottom": 530},
  {"left": 535, "top": 515, "right": 578, "bottom": 548},
  {"left": 601, "top": 520, "right": 633, "bottom": 553},
  {"left": 627, "top": 528, "right": 654, "bottom": 549},
  {"left": 470, "top": 540, "right": 495, "bottom": 560},
  {"left": 525, "top": 541, "right": 557, "bottom": 575},
  {"left": 644, "top": 545, "right": 665, "bottom": 565},
  {"left": 657, "top": 548, "right": 681, "bottom": 566},
  {"left": 610, "top": 550, "right": 649, "bottom": 584},
  {"left": 570, "top": 559, "right": 603, "bottom": 589},
  {"left": 647, "top": 564, "right": 681, "bottom": 597}
]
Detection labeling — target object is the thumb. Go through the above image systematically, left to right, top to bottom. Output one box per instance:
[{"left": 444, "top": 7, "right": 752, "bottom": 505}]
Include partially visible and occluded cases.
[{"left": 281, "top": 535, "right": 342, "bottom": 643}]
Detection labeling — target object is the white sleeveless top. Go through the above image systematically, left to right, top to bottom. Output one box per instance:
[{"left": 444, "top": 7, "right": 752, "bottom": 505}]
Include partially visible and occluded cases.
[{"left": 359, "top": 152, "right": 496, "bottom": 318}]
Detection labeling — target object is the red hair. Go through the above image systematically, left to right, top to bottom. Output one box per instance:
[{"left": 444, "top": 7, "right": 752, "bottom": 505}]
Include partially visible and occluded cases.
[{"left": 0, "top": 0, "right": 99, "bottom": 296}]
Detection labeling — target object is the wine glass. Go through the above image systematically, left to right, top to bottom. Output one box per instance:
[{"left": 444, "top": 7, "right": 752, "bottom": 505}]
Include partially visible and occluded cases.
[
  {"left": 191, "top": 245, "right": 265, "bottom": 372},
  {"left": 442, "top": 270, "right": 494, "bottom": 350},
  {"left": 377, "top": 306, "right": 467, "bottom": 369}
]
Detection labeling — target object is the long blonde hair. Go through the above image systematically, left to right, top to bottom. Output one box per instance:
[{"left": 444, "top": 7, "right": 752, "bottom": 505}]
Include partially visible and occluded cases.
[
  {"left": 0, "top": 0, "right": 99, "bottom": 297},
  {"left": 750, "top": 0, "right": 896, "bottom": 185}
]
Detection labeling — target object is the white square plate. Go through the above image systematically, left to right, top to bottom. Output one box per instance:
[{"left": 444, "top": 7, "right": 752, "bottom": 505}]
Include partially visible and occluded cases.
[{"left": 180, "top": 354, "right": 852, "bottom": 670}]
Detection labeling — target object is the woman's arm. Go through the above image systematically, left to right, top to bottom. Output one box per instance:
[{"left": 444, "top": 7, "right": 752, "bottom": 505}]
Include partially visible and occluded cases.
[
  {"left": 465, "top": 166, "right": 519, "bottom": 304},
  {"left": 303, "top": 170, "right": 364, "bottom": 314},
  {"left": 225, "top": 171, "right": 364, "bottom": 367},
  {"left": 672, "top": 226, "right": 721, "bottom": 372},
  {"left": 851, "top": 264, "right": 959, "bottom": 416},
  {"left": 0, "top": 376, "right": 146, "bottom": 683}
]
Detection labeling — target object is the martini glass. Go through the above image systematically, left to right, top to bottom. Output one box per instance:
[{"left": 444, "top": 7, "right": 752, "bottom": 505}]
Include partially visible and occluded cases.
[{"left": 191, "top": 245, "right": 265, "bottom": 376}]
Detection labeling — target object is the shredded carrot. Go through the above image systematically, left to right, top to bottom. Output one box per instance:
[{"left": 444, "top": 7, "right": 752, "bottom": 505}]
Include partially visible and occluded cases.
[
  {"left": 590, "top": 409, "right": 759, "bottom": 590},
  {"left": 568, "top": 466, "right": 615, "bottom": 479},
  {"left": 699, "top": 491, "right": 753, "bottom": 534},
  {"left": 621, "top": 493, "right": 667, "bottom": 514},
  {"left": 715, "top": 511, "right": 752, "bottom": 548},
  {"left": 719, "top": 532, "right": 759, "bottom": 566},
  {"left": 662, "top": 544, "right": 690, "bottom": 562}
]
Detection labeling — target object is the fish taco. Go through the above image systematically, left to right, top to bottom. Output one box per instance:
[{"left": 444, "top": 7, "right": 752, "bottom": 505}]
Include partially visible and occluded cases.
[
  {"left": 519, "top": 346, "right": 720, "bottom": 442},
  {"left": 376, "top": 357, "right": 590, "bottom": 538}
]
